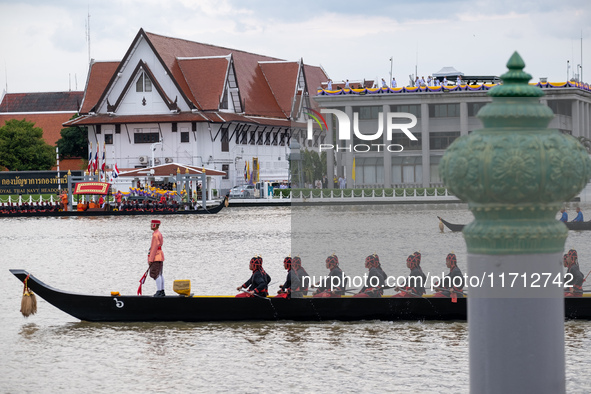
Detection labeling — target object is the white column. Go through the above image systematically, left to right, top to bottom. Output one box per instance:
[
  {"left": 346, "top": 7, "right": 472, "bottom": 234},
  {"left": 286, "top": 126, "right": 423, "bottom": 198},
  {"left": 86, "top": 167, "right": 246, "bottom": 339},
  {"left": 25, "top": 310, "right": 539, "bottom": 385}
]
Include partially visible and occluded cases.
[
  {"left": 572, "top": 100, "right": 580, "bottom": 136},
  {"left": 460, "top": 101, "right": 469, "bottom": 136},
  {"left": 421, "top": 103, "right": 430, "bottom": 186},
  {"left": 383, "top": 104, "right": 391, "bottom": 188},
  {"left": 345, "top": 105, "right": 354, "bottom": 188},
  {"left": 326, "top": 112, "right": 335, "bottom": 188},
  {"left": 469, "top": 253, "right": 565, "bottom": 393}
]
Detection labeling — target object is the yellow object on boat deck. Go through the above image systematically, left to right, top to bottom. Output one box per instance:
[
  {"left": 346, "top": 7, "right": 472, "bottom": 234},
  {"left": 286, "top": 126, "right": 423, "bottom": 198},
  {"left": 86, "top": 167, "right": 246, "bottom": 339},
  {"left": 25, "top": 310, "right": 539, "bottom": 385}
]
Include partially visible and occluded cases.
[
  {"left": 173, "top": 280, "right": 191, "bottom": 296},
  {"left": 111, "top": 291, "right": 120, "bottom": 296}
]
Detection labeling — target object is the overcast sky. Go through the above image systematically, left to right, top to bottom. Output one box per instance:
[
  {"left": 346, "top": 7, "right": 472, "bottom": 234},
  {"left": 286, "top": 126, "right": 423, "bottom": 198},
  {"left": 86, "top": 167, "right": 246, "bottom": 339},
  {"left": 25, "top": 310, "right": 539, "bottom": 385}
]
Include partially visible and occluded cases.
[{"left": 0, "top": 0, "right": 589, "bottom": 93}]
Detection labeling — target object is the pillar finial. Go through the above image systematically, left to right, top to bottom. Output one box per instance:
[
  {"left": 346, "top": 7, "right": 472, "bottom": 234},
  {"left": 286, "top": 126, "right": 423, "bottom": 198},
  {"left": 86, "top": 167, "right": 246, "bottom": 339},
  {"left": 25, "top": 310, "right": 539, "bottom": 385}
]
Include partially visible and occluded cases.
[{"left": 440, "top": 51, "right": 591, "bottom": 254}]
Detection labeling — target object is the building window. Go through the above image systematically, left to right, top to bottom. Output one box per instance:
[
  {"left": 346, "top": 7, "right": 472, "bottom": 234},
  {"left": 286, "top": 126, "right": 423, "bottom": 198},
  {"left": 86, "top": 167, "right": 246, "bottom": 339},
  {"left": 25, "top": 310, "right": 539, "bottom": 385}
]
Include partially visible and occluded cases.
[
  {"left": 136, "top": 72, "right": 152, "bottom": 92},
  {"left": 547, "top": 100, "right": 572, "bottom": 117},
  {"left": 468, "top": 102, "right": 488, "bottom": 117},
  {"left": 429, "top": 103, "right": 459, "bottom": 118},
  {"left": 391, "top": 104, "right": 421, "bottom": 118},
  {"left": 353, "top": 106, "right": 381, "bottom": 120},
  {"left": 172, "top": 123, "right": 177, "bottom": 132},
  {"left": 96, "top": 124, "right": 102, "bottom": 134},
  {"left": 115, "top": 124, "right": 121, "bottom": 134},
  {"left": 240, "top": 126, "right": 248, "bottom": 144},
  {"left": 221, "top": 128, "right": 229, "bottom": 152},
  {"left": 181, "top": 131, "right": 190, "bottom": 143},
  {"left": 134, "top": 132, "right": 159, "bottom": 144},
  {"left": 391, "top": 132, "right": 422, "bottom": 150},
  {"left": 430, "top": 132, "right": 460, "bottom": 150},
  {"left": 105, "top": 134, "right": 113, "bottom": 145},
  {"left": 392, "top": 156, "right": 422, "bottom": 185},
  {"left": 430, "top": 156, "right": 442, "bottom": 183},
  {"left": 355, "top": 157, "right": 384, "bottom": 185},
  {"left": 222, "top": 164, "right": 229, "bottom": 179}
]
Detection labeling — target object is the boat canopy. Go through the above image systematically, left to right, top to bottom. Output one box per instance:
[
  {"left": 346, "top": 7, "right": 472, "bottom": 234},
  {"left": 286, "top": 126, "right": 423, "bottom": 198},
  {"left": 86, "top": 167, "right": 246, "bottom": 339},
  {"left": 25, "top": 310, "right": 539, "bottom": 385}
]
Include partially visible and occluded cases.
[{"left": 74, "top": 182, "right": 111, "bottom": 195}]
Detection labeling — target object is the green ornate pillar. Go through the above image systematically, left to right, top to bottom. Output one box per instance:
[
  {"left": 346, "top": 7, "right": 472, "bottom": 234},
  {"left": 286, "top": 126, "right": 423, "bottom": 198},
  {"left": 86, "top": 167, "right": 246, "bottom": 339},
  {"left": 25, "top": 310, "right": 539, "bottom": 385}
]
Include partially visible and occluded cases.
[{"left": 440, "top": 52, "right": 591, "bottom": 393}]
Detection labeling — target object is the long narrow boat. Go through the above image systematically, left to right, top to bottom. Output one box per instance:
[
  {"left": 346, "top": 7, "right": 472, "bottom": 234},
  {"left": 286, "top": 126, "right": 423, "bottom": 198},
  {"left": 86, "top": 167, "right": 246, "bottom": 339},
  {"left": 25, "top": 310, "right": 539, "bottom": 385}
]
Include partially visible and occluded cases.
[
  {"left": 0, "top": 197, "right": 228, "bottom": 218},
  {"left": 438, "top": 216, "right": 591, "bottom": 232},
  {"left": 10, "top": 270, "right": 591, "bottom": 322}
]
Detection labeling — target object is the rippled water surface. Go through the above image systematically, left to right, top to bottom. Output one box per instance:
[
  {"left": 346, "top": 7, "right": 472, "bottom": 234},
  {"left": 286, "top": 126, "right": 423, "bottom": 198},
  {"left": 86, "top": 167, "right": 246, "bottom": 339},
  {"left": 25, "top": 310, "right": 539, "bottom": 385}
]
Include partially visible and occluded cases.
[{"left": 1, "top": 204, "right": 590, "bottom": 392}]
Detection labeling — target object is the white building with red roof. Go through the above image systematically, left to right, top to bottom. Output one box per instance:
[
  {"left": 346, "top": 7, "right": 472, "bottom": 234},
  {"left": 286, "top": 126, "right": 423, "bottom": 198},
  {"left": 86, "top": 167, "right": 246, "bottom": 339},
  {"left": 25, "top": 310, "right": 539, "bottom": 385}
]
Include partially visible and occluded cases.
[{"left": 66, "top": 28, "right": 327, "bottom": 191}]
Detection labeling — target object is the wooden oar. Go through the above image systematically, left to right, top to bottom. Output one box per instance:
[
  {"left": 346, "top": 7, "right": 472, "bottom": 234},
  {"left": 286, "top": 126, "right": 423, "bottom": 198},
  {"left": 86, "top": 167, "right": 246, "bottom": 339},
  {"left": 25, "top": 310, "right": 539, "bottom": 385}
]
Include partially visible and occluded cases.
[
  {"left": 432, "top": 286, "right": 467, "bottom": 296},
  {"left": 240, "top": 289, "right": 270, "bottom": 300}
]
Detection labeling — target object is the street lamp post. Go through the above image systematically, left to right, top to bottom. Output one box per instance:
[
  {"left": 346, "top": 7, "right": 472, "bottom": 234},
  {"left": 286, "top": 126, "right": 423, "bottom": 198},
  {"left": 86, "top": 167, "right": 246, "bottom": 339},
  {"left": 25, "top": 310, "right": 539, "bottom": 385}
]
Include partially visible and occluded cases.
[
  {"left": 440, "top": 52, "right": 591, "bottom": 393},
  {"left": 289, "top": 140, "right": 302, "bottom": 188},
  {"left": 56, "top": 147, "right": 60, "bottom": 192}
]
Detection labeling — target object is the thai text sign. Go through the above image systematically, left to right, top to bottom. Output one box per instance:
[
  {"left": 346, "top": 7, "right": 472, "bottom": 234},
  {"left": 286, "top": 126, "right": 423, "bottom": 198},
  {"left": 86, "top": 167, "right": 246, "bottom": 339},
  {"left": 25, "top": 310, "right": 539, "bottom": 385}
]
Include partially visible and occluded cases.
[{"left": 0, "top": 171, "right": 83, "bottom": 195}]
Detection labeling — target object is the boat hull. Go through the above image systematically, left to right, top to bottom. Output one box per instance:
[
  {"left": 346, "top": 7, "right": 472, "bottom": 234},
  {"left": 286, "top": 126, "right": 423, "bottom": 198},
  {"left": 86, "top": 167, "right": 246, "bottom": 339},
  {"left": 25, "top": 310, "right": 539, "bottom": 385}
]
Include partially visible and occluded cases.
[
  {"left": 0, "top": 199, "right": 227, "bottom": 218},
  {"left": 11, "top": 270, "right": 591, "bottom": 322}
]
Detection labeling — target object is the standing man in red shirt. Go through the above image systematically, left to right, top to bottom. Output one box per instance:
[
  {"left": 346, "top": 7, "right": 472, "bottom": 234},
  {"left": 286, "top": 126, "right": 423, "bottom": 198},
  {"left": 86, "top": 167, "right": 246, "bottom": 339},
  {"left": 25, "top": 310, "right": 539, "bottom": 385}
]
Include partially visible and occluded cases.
[{"left": 148, "top": 219, "right": 165, "bottom": 297}]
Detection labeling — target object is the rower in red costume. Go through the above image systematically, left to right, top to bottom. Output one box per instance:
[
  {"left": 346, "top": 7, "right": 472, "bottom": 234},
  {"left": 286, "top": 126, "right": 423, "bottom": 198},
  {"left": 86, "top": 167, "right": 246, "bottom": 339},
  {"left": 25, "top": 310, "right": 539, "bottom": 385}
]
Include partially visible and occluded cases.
[
  {"left": 148, "top": 219, "right": 165, "bottom": 297},
  {"left": 564, "top": 249, "right": 584, "bottom": 297},
  {"left": 392, "top": 253, "right": 426, "bottom": 298},
  {"left": 433, "top": 253, "right": 465, "bottom": 298},
  {"left": 313, "top": 254, "right": 348, "bottom": 298},
  {"left": 354, "top": 254, "right": 385, "bottom": 298},
  {"left": 236, "top": 256, "right": 271, "bottom": 297},
  {"left": 276, "top": 256, "right": 293, "bottom": 298},
  {"left": 291, "top": 256, "right": 309, "bottom": 297}
]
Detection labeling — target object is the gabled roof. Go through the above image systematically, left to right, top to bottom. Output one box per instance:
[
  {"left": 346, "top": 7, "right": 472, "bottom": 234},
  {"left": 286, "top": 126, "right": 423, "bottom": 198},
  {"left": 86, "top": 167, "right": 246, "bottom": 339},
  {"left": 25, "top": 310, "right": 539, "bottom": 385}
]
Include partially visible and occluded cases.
[
  {"left": 79, "top": 29, "right": 328, "bottom": 122},
  {"left": 144, "top": 31, "right": 286, "bottom": 118},
  {"left": 178, "top": 56, "right": 229, "bottom": 110},
  {"left": 80, "top": 61, "right": 120, "bottom": 114},
  {"left": 258, "top": 61, "right": 299, "bottom": 118},
  {"left": 303, "top": 64, "right": 329, "bottom": 110},
  {"left": 0, "top": 91, "right": 83, "bottom": 113},
  {"left": 119, "top": 162, "right": 226, "bottom": 177}
]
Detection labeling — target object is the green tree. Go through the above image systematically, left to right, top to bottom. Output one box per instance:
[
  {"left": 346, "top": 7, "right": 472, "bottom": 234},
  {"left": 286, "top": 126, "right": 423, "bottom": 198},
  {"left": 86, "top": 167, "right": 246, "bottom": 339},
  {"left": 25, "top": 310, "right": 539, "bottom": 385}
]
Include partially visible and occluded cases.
[
  {"left": 57, "top": 114, "right": 88, "bottom": 158},
  {"left": 0, "top": 119, "right": 56, "bottom": 171},
  {"left": 301, "top": 149, "right": 328, "bottom": 185}
]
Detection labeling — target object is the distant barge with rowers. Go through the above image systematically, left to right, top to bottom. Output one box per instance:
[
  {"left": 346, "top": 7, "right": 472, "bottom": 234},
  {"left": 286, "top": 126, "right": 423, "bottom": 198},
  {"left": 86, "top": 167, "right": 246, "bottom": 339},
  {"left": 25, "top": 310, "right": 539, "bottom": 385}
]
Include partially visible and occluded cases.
[
  {"left": 438, "top": 216, "right": 591, "bottom": 232},
  {"left": 10, "top": 270, "right": 591, "bottom": 322}
]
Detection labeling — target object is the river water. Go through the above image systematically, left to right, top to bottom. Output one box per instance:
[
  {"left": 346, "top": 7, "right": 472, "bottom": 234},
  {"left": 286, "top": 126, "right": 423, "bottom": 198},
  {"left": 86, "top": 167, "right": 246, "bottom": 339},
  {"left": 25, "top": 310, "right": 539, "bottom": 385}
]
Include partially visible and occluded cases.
[{"left": 1, "top": 203, "right": 590, "bottom": 393}]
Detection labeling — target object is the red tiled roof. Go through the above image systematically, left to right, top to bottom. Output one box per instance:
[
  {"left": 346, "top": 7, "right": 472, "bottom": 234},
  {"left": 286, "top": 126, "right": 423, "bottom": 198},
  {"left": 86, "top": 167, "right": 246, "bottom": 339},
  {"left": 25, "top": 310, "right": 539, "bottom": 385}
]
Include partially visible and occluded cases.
[
  {"left": 80, "top": 30, "right": 327, "bottom": 122},
  {"left": 144, "top": 31, "right": 286, "bottom": 118},
  {"left": 178, "top": 57, "right": 229, "bottom": 110},
  {"left": 80, "top": 61, "right": 119, "bottom": 114},
  {"left": 259, "top": 61, "right": 299, "bottom": 118},
  {"left": 303, "top": 65, "right": 329, "bottom": 110},
  {"left": 0, "top": 91, "right": 83, "bottom": 113},
  {"left": 201, "top": 111, "right": 301, "bottom": 128},
  {"left": 65, "top": 112, "right": 209, "bottom": 126},
  {"left": 0, "top": 113, "right": 77, "bottom": 145},
  {"left": 119, "top": 163, "right": 226, "bottom": 177}
]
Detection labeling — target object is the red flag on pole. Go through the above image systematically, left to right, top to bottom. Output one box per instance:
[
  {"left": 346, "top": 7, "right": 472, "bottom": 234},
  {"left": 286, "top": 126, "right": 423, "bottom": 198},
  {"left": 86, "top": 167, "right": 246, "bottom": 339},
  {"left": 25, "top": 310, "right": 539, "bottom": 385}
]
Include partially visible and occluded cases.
[
  {"left": 93, "top": 145, "right": 99, "bottom": 173},
  {"left": 137, "top": 268, "right": 149, "bottom": 295}
]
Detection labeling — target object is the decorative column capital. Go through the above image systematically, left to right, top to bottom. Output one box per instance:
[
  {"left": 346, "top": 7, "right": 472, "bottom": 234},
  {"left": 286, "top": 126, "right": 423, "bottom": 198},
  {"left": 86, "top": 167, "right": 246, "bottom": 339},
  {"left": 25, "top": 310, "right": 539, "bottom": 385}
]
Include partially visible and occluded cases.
[{"left": 440, "top": 52, "right": 591, "bottom": 254}]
